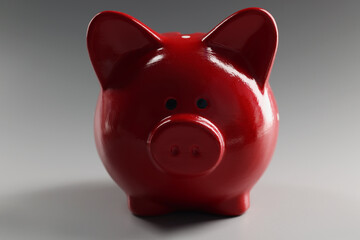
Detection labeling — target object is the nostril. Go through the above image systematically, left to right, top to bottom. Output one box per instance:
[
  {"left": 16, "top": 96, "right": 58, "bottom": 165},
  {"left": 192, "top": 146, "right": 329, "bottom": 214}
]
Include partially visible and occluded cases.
[
  {"left": 170, "top": 145, "right": 180, "bottom": 156},
  {"left": 191, "top": 145, "right": 200, "bottom": 157}
]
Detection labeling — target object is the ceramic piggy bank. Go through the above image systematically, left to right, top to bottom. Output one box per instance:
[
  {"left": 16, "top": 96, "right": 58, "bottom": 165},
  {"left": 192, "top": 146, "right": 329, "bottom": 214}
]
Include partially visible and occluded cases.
[{"left": 87, "top": 7, "right": 278, "bottom": 216}]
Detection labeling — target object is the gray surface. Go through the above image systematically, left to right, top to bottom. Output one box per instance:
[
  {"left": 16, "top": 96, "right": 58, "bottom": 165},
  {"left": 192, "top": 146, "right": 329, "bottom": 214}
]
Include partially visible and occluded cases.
[{"left": 1, "top": 0, "right": 359, "bottom": 239}]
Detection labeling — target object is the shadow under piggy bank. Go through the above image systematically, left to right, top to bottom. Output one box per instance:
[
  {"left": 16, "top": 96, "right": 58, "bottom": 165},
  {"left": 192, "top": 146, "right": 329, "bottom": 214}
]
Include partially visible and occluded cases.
[
  {"left": 0, "top": 181, "right": 358, "bottom": 240},
  {"left": 0, "top": 181, "right": 227, "bottom": 240}
]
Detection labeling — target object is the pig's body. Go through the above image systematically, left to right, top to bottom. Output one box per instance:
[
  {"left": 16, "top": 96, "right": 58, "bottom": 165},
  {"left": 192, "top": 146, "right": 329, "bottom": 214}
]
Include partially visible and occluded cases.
[{"left": 88, "top": 8, "right": 279, "bottom": 216}]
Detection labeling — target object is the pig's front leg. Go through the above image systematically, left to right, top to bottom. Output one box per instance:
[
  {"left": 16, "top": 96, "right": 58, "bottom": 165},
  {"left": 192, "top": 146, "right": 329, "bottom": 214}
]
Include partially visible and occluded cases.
[
  {"left": 205, "top": 193, "right": 250, "bottom": 216},
  {"left": 128, "top": 196, "right": 174, "bottom": 216}
]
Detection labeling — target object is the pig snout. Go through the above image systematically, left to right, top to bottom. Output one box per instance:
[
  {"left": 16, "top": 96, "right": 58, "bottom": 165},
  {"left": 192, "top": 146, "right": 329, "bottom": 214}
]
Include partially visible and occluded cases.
[{"left": 147, "top": 114, "right": 224, "bottom": 176}]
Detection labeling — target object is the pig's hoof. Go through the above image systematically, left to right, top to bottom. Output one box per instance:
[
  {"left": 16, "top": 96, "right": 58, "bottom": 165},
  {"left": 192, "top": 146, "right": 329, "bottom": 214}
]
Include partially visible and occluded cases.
[
  {"left": 206, "top": 193, "right": 250, "bottom": 216},
  {"left": 128, "top": 196, "right": 173, "bottom": 216}
]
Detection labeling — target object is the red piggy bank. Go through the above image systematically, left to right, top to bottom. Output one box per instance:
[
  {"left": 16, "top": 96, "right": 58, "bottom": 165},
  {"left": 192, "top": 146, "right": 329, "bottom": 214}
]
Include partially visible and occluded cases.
[{"left": 87, "top": 8, "right": 278, "bottom": 216}]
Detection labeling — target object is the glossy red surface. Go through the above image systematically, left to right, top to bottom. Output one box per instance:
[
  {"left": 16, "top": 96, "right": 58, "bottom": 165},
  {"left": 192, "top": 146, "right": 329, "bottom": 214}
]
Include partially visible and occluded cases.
[{"left": 87, "top": 7, "right": 279, "bottom": 216}]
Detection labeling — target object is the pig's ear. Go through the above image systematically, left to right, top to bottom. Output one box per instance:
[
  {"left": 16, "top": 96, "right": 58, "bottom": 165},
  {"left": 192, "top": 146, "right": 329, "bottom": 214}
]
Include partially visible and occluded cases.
[
  {"left": 202, "top": 8, "right": 278, "bottom": 89},
  {"left": 87, "top": 11, "right": 162, "bottom": 88}
]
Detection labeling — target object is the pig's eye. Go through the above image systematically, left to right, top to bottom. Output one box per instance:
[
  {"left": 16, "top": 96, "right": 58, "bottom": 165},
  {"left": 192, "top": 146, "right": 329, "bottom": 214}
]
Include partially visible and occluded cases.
[
  {"left": 165, "top": 98, "right": 177, "bottom": 110},
  {"left": 196, "top": 98, "right": 208, "bottom": 109}
]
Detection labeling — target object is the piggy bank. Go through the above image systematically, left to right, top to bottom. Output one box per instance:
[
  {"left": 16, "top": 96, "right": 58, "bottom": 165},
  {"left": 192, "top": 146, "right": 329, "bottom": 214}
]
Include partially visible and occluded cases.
[{"left": 87, "top": 7, "right": 278, "bottom": 216}]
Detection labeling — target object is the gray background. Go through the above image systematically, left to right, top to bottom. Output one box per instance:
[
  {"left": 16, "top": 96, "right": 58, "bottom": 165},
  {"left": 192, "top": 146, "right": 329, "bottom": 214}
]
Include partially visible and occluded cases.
[{"left": 1, "top": 0, "right": 359, "bottom": 239}]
